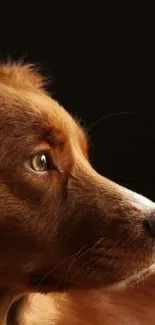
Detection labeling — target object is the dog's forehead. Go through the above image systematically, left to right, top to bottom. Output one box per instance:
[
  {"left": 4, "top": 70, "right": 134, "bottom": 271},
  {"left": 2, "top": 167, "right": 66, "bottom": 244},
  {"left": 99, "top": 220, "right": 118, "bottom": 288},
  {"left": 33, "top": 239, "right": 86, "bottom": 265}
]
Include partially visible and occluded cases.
[
  {"left": 0, "top": 62, "right": 88, "bottom": 154},
  {"left": 0, "top": 79, "right": 87, "bottom": 153}
]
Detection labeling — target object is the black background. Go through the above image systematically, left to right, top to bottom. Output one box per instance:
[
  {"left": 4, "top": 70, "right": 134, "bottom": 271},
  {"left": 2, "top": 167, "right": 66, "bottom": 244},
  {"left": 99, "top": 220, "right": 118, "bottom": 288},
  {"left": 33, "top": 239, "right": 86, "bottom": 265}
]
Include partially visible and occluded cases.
[{"left": 0, "top": 6, "right": 155, "bottom": 199}]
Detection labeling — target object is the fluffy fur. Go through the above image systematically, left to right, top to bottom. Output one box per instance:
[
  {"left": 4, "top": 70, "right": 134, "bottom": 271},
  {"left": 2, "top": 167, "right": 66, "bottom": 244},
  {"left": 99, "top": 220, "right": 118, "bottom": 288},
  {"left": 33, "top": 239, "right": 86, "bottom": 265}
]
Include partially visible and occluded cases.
[
  {"left": 0, "top": 62, "right": 155, "bottom": 324},
  {"left": 14, "top": 277, "right": 155, "bottom": 325}
]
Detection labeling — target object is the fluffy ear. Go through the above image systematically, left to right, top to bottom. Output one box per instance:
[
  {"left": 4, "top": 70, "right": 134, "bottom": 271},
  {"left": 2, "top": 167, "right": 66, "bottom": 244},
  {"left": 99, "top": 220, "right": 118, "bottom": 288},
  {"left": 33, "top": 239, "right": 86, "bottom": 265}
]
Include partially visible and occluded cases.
[{"left": 0, "top": 61, "right": 48, "bottom": 91}]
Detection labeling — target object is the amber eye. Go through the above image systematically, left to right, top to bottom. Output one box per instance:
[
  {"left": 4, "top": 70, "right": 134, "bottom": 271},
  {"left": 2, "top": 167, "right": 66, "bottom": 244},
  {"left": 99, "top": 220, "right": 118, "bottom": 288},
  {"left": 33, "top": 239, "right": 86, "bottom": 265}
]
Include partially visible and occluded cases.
[{"left": 31, "top": 154, "right": 48, "bottom": 172}]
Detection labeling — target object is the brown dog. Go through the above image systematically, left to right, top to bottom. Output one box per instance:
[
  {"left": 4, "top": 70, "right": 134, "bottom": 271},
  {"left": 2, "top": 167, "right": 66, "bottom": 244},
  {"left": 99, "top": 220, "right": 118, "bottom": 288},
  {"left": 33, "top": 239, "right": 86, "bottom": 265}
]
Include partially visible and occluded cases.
[{"left": 1, "top": 62, "right": 155, "bottom": 324}]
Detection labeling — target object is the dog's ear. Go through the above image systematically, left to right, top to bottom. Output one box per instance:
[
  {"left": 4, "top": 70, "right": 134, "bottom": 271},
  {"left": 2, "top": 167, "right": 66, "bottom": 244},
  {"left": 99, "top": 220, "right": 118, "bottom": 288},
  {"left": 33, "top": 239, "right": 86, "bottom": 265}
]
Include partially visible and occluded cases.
[{"left": 0, "top": 62, "right": 47, "bottom": 91}]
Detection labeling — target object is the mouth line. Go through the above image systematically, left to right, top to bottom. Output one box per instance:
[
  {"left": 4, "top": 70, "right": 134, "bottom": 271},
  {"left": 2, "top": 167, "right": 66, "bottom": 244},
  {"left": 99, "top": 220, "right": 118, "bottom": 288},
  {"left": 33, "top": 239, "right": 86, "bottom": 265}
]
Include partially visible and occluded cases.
[
  {"left": 30, "top": 262, "right": 155, "bottom": 293},
  {"left": 109, "top": 262, "right": 155, "bottom": 291},
  {"left": 29, "top": 272, "right": 70, "bottom": 292}
]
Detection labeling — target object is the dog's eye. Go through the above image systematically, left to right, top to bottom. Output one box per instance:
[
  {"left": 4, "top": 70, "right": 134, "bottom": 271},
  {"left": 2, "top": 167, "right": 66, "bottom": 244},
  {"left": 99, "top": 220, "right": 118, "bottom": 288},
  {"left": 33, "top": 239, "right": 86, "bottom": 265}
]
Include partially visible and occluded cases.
[{"left": 31, "top": 154, "right": 49, "bottom": 172}]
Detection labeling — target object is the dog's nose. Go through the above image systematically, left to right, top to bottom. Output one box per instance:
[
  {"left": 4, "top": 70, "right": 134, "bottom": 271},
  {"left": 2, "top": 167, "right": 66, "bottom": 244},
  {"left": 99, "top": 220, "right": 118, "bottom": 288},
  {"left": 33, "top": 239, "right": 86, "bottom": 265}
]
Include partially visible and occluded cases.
[{"left": 143, "top": 215, "right": 155, "bottom": 238}]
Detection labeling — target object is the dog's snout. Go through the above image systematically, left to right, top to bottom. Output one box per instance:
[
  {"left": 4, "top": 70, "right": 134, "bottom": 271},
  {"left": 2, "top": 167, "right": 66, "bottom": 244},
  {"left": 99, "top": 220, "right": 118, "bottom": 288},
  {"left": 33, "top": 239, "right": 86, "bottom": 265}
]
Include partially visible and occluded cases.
[{"left": 143, "top": 215, "right": 155, "bottom": 238}]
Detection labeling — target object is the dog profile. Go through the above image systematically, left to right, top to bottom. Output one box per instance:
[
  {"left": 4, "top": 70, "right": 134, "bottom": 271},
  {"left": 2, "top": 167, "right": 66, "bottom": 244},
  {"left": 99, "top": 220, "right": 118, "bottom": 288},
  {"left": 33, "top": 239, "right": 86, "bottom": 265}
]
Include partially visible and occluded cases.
[{"left": 0, "top": 62, "right": 155, "bottom": 324}]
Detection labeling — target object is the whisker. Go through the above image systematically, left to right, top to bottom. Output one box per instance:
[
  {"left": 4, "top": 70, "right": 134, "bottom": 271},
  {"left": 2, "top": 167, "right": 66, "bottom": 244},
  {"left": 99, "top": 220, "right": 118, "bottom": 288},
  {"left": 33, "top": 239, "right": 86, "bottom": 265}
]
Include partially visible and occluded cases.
[
  {"left": 86, "top": 111, "right": 143, "bottom": 133},
  {"left": 34, "top": 237, "right": 106, "bottom": 296},
  {"left": 64, "top": 237, "right": 104, "bottom": 283},
  {"left": 64, "top": 238, "right": 106, "bottom": 286},
  {"left": 63, "top": 245, "right": 88, "bottom": 286},
  {"left": 35, "top": 252, "right": 83, "bottom": 290},
  {"left": 81, "top": 257, "right": 104, "bottom": 281},
  {"left": 66, "top": 259, "right": 91, "bottom": 287}
]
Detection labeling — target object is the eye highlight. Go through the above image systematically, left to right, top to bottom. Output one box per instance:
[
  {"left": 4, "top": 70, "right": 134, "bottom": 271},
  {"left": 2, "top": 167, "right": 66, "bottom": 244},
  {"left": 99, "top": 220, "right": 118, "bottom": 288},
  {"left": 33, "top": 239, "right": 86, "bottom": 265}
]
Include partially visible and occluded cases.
[{"left": 31, "top": 153, "right": 49, "bottom": 172}]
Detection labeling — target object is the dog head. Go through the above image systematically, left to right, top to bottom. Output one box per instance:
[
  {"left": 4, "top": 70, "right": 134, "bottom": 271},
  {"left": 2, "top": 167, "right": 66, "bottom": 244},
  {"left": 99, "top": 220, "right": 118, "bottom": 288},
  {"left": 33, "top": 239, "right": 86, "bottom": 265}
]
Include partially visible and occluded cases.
[{"left": 0, "top": 63, "right": 155, "bottom": 294}]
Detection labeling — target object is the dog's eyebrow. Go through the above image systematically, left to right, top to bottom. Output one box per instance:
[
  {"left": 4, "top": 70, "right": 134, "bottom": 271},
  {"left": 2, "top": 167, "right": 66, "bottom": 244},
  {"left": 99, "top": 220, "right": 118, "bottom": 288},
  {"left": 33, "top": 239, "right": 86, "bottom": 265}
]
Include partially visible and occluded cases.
[
  {"left": 42, "top": 122, "right": 89, "bottom": 159},
  {"left": 38, "top": 123, "right": 68, "bottom": 148}
]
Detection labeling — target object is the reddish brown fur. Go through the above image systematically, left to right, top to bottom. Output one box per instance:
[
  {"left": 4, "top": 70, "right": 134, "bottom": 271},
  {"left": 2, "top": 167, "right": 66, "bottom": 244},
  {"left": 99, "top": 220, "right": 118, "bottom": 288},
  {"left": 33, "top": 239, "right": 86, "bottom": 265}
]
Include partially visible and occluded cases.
[
  {"left": 0, "top": 62, "right": 155, "bottom": 324},
  {"left": 14, "top": 276, "right": 155, "bottom": 325}
]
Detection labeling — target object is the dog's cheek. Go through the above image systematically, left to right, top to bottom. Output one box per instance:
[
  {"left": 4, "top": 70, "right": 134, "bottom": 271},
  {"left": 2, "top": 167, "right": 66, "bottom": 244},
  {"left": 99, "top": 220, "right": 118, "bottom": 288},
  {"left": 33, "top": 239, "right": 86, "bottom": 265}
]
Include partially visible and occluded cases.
[{"left": 53, "top": 190, "right": 153, "bottom": 287}]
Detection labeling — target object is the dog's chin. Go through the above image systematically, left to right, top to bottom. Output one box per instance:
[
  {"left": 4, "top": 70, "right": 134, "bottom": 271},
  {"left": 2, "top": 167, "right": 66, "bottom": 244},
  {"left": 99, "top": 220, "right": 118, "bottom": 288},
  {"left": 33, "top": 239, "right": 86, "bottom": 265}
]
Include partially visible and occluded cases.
[{"left": 108, "top": 262, "right": 155, "bottom": 292}]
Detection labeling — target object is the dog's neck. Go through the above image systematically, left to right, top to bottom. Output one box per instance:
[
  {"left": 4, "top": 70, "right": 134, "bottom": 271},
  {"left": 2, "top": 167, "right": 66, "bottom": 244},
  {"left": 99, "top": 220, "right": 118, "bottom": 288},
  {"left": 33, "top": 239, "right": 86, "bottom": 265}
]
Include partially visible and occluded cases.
[{"left": 59, "top": 276, "right": 155, "bottom": 325}]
